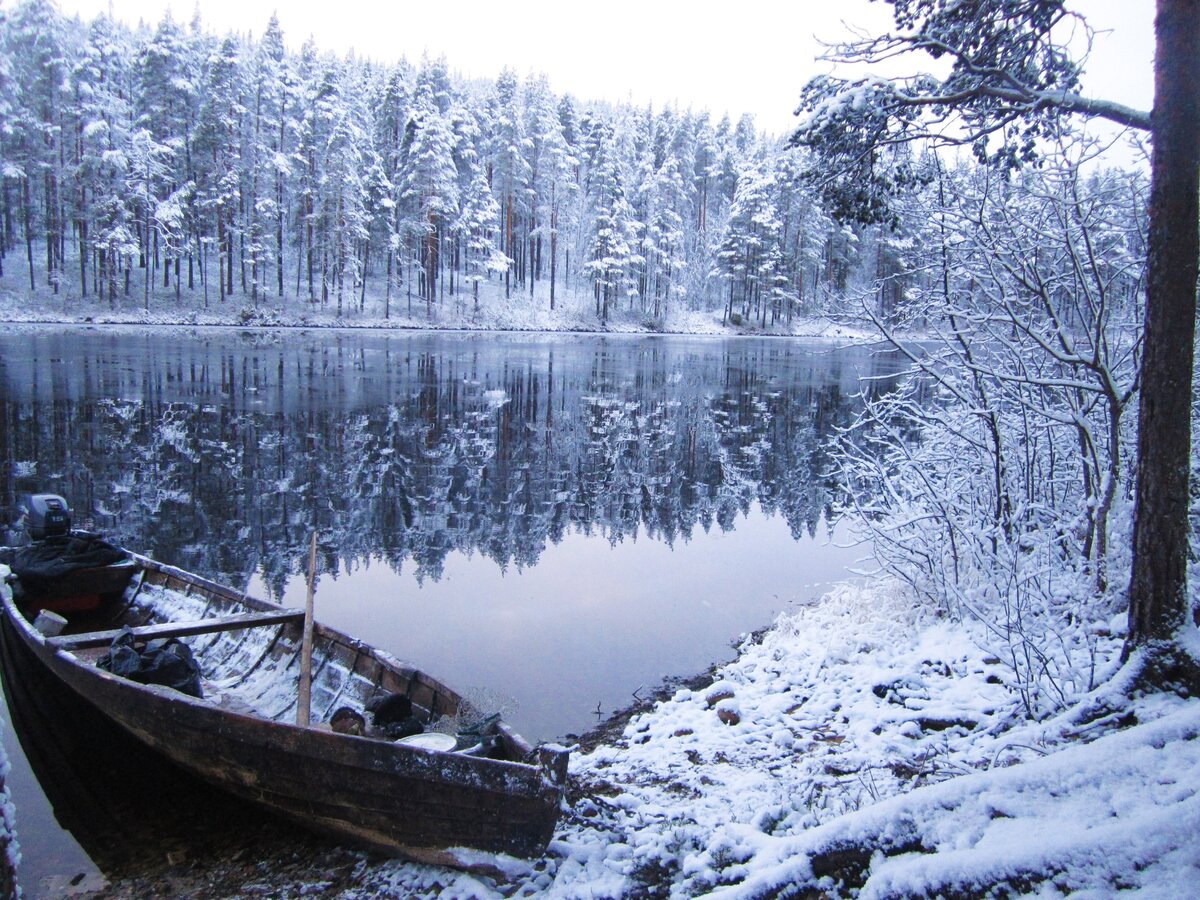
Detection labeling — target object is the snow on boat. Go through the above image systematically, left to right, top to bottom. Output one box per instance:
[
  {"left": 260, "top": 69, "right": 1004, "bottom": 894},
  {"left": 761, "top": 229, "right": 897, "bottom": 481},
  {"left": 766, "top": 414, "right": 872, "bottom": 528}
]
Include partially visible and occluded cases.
[{"left": 0, "top": 528, "right": 568, "bottom": 868}]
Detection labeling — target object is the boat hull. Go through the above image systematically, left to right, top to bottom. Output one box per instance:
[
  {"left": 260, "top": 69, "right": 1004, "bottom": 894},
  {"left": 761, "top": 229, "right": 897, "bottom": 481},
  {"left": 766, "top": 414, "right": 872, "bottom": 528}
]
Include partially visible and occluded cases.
[{"left": 0, "top": 555, "right": 565, "bottom": 866}]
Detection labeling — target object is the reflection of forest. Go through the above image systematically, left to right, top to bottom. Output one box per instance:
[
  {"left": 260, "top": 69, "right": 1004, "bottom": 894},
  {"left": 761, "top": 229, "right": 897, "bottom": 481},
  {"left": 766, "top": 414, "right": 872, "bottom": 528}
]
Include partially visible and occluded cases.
[{"left": 0, "top": 330, "right": 901, "bottom": 598}]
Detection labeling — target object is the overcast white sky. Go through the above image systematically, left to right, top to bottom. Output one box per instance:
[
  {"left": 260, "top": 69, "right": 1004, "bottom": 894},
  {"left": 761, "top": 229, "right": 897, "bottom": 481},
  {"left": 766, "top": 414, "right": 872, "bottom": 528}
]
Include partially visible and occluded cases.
[{"left": 31, "top": 0, "right": 1155, "bottom": 138}]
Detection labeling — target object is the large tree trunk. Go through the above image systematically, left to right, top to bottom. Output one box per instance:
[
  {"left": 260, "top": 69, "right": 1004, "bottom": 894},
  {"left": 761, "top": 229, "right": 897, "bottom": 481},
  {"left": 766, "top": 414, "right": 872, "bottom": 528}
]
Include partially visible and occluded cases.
[{"left": 1126, "top": 0, "right": 1200, "bottom": 655}]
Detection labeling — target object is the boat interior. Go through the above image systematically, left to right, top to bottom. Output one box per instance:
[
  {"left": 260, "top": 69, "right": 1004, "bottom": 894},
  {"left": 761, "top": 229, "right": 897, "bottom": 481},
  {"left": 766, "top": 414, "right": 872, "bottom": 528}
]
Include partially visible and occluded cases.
[{"left": 8, "top": 553, "right": 533, "bottom": 764}]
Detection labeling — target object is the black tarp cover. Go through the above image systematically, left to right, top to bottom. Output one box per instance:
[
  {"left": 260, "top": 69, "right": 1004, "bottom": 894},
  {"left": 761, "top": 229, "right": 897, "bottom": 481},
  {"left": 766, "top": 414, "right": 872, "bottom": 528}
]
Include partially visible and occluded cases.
[{"left": 0, "top": 534, "right": 128, "bottom": 595}]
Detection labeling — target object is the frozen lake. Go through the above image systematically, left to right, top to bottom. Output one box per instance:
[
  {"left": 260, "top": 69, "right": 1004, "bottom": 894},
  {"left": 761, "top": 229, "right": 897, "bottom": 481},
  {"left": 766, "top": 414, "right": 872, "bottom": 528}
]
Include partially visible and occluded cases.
[{"left": 0, "top": 326, "right": 905, "bottom": 890}]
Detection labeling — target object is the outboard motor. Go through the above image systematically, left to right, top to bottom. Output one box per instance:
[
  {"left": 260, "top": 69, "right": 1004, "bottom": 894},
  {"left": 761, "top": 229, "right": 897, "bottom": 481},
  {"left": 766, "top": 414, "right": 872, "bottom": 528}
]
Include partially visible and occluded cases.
[{"left": 16, "top": 493, "right": 73, "bottom": 540}]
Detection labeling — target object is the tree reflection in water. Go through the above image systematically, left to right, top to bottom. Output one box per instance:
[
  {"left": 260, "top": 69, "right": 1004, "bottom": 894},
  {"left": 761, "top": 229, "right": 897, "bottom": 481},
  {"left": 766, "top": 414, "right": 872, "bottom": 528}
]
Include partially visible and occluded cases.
[{"left": 1, "top": 328, "right": 905, "bottom": 740}]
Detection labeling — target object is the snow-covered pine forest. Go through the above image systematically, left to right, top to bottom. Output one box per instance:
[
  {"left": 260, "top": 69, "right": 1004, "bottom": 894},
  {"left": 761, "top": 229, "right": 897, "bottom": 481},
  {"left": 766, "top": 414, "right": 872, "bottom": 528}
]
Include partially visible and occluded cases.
[{"left": 0, "top": 0, "right": 875, "bottom": 330}]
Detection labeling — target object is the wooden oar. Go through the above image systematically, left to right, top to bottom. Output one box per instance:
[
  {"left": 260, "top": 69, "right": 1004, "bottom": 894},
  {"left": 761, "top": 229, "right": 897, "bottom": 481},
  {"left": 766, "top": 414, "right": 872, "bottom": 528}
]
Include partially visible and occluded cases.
[{"left": 297, "top": 531, "right": 317, "bottom": 727}]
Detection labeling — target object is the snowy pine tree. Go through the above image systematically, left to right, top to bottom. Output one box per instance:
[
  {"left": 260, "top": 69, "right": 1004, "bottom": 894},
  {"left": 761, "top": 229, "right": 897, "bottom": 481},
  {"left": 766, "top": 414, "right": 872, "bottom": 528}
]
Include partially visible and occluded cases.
[{"left": 399, "top": 85, "right": 459, "bottom": 314}]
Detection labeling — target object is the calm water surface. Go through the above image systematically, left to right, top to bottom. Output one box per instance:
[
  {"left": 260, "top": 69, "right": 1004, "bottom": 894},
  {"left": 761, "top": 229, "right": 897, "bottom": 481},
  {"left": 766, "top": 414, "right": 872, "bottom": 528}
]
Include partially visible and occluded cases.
[{"left": 0, "top": 325, "right": 903, "bottom": 893}]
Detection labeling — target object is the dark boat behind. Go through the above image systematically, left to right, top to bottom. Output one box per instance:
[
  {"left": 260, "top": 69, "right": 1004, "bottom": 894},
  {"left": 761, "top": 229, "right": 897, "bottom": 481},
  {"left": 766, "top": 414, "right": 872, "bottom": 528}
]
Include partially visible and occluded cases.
[{"left": 0, "top": 535, "right": 568, "bottom": 868}]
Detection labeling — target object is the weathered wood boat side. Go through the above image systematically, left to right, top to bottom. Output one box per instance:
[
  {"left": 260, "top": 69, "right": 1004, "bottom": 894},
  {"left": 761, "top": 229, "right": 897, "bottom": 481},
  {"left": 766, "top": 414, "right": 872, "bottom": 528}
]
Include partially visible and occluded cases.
[{"left": 0, "top": 548, "right": 568, "bottom": 867}]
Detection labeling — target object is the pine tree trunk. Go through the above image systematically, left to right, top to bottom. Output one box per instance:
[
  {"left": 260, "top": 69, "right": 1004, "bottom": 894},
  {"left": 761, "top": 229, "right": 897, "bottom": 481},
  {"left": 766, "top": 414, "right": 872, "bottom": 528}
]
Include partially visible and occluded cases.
[
  {"left": 1126, "top": 0, "right": 1200, "bottom": 653},
  {"left": 251, "top": 91, "right": 262, "bottom": 305},
  {"left": 277, "top": 114, "right": 286, "bottom": 300},
  {"left": 44, "top": 171, "right": 56, "bottom": 288},
  {"left": 23, "top": 175, "right": 34, "bottom": 292},
  {"left": 1, "top": 176, "right": 14, "bottom": 252},
  {"left": 277, "top": 177, "right": 285, "bottom": 300},
  {"left": 239, "top": 185, "right": 247, "bottom": 293},
  {"left": 505, "top": 195, "right": 513, "bottom": 299},
  {"left": 307, "top": 196, "right": 314, "bottom": 300},
  {"left": 226, "top": 207, "right": 235, "bottom": 298},
  {"left": 217, "top": 210, "right": 227, "bottom": 301},
  {"left": 78, "top": 217, "right": 87, "bottom": 297},
  {"left": 550, "top": 220, "right": 557, "bottom": 310},
  {"left": 144, "top": 223, "right": 151, "bottom": 310},
  {"left": 160, "top": 228, "right": 169, "bottom": 288},
  {"left": 201, "top": 237, "right": 208, "bottom": 308},
  {"left": 360, "top": 239, "right": 369, "bottom": 312},
  {"left": 385, "top": 247, "right": 392, "bottom": 319},
  {"left": 98, "top": 248, "right": 107, "bottom": 306}
]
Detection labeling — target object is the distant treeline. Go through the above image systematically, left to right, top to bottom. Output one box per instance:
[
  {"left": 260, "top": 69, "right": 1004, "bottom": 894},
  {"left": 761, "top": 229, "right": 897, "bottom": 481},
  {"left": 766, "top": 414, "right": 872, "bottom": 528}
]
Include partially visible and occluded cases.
[{"left": 0, "top": 0, "right": 897, "bottom": 326}]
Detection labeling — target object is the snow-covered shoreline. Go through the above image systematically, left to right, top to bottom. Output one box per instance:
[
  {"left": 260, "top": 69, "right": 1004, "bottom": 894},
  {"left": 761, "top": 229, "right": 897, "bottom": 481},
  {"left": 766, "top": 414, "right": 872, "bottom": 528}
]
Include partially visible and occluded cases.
[
  {"left": 0, "top": 285, "right": 881, "bottom": 344},
  {"left": 0, "top": 314, "right": 875, "bottom": 343},
  {"left": 344, "top": 578, "right": 1196, "bottom": 898}
]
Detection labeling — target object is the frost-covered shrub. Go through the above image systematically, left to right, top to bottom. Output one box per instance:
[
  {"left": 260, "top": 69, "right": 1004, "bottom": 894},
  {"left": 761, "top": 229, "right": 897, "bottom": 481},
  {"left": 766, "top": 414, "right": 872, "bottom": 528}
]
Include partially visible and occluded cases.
[{"left": 836, "top": 147, "right": 1146, "bottom": 719}]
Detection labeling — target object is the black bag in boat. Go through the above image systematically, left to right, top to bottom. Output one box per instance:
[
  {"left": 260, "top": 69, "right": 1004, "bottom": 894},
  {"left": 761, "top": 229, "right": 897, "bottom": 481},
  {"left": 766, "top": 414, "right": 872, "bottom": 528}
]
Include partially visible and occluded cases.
[
  {"left": 0, "top": 533, "right": 127, "bottom": 596},
  {"left": 97, "top": 626, "right": 204, "bottom": 698},
  {"left": 368, "top": 692, "right": 424, "bottom": 739}
]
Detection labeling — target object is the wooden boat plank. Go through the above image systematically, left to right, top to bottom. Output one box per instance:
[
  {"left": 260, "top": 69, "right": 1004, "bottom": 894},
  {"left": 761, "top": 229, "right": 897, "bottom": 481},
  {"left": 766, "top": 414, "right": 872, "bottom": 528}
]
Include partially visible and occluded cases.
[{"left": 48, "top": 609, "right": 305, "bottom": 650}]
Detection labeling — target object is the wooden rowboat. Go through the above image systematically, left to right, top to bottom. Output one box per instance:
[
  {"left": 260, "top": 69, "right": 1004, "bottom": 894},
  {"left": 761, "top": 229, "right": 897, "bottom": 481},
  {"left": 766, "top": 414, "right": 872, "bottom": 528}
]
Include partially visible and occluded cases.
[{"left": 0, "top": 539, "right": 568, "bottom": 867}]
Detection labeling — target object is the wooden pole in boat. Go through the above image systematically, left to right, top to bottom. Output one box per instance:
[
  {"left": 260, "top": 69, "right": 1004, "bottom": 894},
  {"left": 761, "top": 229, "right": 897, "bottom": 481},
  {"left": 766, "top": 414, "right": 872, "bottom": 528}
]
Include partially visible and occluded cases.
[{"left": 297, "top": 531, "right": 317, "bottom": 728}]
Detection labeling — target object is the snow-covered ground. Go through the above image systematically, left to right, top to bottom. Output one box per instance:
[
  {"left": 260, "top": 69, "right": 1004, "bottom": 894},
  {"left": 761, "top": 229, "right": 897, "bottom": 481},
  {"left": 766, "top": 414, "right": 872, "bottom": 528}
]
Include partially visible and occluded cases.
[{"left": 341, "top": 578, "right": 1197, "bottom": 898}]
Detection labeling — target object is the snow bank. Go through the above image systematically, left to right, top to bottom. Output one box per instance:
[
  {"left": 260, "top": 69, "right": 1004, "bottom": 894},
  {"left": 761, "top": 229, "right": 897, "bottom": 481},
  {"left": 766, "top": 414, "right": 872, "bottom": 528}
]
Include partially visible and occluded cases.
[
  {"left": 543, "top": 579, "right": 1022, "bottom": 896},
  {"left": 718, "top": 700, "right": 1200, "bottom": 898}
]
